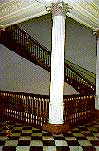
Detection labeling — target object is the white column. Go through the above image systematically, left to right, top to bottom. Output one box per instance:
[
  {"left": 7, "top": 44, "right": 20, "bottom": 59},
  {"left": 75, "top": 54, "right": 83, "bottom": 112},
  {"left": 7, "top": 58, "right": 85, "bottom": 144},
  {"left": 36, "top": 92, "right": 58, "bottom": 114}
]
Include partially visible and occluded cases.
[
  {"left": 49, "top": 3, "right": 65, "bottom": 124},
  {"left": 96, "top": 32, "right": 99, "bottom": 110}
]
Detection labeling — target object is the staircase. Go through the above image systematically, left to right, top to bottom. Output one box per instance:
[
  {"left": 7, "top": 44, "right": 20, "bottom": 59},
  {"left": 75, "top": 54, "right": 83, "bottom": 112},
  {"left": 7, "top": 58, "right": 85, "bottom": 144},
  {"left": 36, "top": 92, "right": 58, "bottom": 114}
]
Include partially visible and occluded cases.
[{"left": 0, "top": 24, "right": 95, "bottom": 95}]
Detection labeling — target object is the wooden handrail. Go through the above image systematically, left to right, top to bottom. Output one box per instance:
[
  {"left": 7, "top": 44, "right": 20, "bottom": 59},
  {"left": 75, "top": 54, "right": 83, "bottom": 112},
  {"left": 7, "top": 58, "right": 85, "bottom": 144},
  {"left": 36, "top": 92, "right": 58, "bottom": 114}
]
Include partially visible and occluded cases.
[
  {"left": 1, "top": 24, "right": 95, "bottom": 94},
  {"left": 0, "top": 91, "right": 95, "bottom": 128}
]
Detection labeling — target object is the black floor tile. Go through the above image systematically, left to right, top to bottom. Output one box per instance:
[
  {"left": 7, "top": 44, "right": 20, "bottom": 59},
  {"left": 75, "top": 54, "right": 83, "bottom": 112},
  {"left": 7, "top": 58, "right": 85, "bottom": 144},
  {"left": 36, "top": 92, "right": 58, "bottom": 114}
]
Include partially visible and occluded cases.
[
  {"left": 22, "top": 126, "right": 32, "bottom": 130},
  {"left": 79, "top": 127, "right": 88, "bottom": 131},
  {"left": 11, "top": 130, "right": 21, "bottom": 133},
  {"left": 32, "top": 130, "right": 42, "bottom": 133},
  {"left": 71, "top": 130, "right": 80, "bottom": 133},
  {"left": 0, "top": 132, "right": 10, "bottom": 136},
  {"left": 42, "top": 132, "right": 53, "bottom": 136},
  {"left": 21, "top": 133, "right": 31, "bottom": 136},
  {"left": 63, "top": 133, "right": 73, "bottom": 137},
  {"left": 81, "top": 133, "right": 94, "bottom": 137},
  {"left": 8, "top": 136, "right": 20, "bottom": 140},
  {"left": 31, "top": 136, "right": 42, "bottom": 140},
  {"left": 54, "top": 136, "right": 65, "bottom": 140},
  {"left": 76, "top": 137, "right": 87, "bottom": 140},
  {"left": 0, "top": 140, "right": 5, "bottom": 146},
  {"left": 17, "top": 140, "right": 30, "bottom": 146},
  {"left": 43, "top": 140, "right": 55, "bottom": 146},
  {"left": 66, "top": 140, "right": 80, "bottom": 146},
  {"left": 90, "top": 140, "right": 99, "bottom": 146},
  {"left": 2, "top": 146, "right": 16, "bottom": 151},
  {"left": 30, "top": 146, "right": 43, "bottom": 151},
  {"left": 56, "top": 146, "right": 70, "bottom": 151},
  {"left": 82, "top": 146, "right": 96, "bottom": 151}
]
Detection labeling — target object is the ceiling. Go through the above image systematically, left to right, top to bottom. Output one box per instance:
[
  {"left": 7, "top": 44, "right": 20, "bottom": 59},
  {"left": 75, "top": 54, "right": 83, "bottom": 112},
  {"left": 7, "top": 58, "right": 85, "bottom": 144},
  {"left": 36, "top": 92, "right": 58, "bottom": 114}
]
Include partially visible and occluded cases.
[{"left": 0, "top": 0, "right": 99, "bottom": 31}]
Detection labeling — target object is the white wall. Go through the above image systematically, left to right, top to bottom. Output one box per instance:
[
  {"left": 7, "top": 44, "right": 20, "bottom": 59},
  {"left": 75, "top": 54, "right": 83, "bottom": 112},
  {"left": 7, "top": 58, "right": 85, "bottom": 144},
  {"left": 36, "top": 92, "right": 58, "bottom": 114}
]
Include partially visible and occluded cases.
[
  {"left": 0, "top": 14, "right": 95, "bottom": 95},
  {"left": 19, "top": 14, "right": 96, "bottom": 73},
  {"left": 66, "top": 17, "right": 96, "bottom": 73},
  {"left": 0, "top": 44, "right": 78, "bottom": 95}
]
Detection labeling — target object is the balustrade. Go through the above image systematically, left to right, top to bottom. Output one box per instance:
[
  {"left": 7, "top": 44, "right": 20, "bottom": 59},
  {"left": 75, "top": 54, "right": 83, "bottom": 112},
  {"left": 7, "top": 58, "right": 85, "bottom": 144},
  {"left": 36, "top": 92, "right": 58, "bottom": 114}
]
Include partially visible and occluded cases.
[
  {"left": 1, "top": 24, "right": 95, "bottom": 94},
  {"left": 0, "top": 91, "right": 95, "bottom": 129},
  {"left": 0, "top": 91, "right": 49, "bottom": 127},
  {"left": 63, "top": 94, "right": 95, "bottom": 127}
]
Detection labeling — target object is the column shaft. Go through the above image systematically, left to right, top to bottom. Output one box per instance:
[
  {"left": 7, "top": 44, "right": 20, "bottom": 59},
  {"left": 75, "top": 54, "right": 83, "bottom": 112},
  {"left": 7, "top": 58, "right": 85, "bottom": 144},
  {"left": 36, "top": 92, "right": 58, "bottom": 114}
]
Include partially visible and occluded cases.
[{"left": 49, "top": 7, "right": 65, "bottom": 124}]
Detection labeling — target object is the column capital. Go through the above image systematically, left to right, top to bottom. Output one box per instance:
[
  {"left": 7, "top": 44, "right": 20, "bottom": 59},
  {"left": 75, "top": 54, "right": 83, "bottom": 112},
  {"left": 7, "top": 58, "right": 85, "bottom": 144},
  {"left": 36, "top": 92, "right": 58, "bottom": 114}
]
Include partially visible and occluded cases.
[{"left": 46, "top": 2, "right": 72, "bottom": 17}]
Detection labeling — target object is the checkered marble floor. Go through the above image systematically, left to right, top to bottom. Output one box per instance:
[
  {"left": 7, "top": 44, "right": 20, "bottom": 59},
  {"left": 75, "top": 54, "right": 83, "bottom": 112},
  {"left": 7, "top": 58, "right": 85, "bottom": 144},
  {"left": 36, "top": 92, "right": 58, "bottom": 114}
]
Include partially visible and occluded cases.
[{"left": 0, "top": 119, "right": 99, "bottom": 151}]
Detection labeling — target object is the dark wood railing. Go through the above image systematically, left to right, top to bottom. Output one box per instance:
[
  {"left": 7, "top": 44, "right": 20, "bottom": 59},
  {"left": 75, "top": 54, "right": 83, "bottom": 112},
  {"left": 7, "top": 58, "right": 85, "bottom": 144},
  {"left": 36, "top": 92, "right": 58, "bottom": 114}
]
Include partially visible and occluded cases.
[
  {"left": 1, "top": 24, "right": 95, "bottom": 94},
  {"left": 2, "top": 25, "right": 51, "bottom": 69},
  {"left": 64, "top": 64, "right": 95, "bottom": 94},
  {"left": 0, "top": 91, "right": 95, "bottom": 129},
  {"left": 0, "top": 91, "right": 49, "bottom": 128},
  {"left": 64, "top": 94, "right": 95, "bottom": 127}
]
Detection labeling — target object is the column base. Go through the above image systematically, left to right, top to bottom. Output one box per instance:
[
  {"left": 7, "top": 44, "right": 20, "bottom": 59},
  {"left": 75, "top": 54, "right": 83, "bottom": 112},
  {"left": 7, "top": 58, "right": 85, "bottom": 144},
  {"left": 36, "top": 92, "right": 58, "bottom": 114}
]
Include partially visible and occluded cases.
[{"left": 42, "top": 123, "right": 69, "bottom": 134}]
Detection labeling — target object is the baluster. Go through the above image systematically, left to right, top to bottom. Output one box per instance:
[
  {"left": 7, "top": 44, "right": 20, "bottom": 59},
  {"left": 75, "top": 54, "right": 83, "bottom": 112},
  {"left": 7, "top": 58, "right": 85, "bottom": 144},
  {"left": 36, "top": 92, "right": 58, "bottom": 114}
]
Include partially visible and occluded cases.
[
  {"left": 16, "top": 28, "right": 18, "bottom": 43},
  {"left": 14, "top": 29, "right": 16, "bottom": 40},
  {"left": 16, "top": 29, "right": 18, "bottom": 42},
  {"left": 17, "top": 29, "right": 19, "bottom": 44},
  {"left": 19, "top": 30, "right": 21, "bottom": 44},
  {"left": 20, "top": 30, "right": 21, "bottom": 44},
  {"left": 20, "top": 31, "right": 22, "bottom": 45},
  {"left": 21, "top": 32, "right": 23, "bottom": 45},
  {"left": 22, "top": 32, "right": 24, "bottom": 46},
  {"left": 24, "top": 33, "right": 26, "bottom": 46},
  {"left": 24, "top": 34, "right": 27, "bottom": 49},
  {"left": 27, "top": 36, "right": 30, "bottom": 52},
  {"left": 29, "top": 40, "right": 32, "bottom": 53},
  {"left": 31, "top": 43, "right": 34, "bottom": 54},
  {"left": 34, "top": 44, "right": 36, "bottom": 56},
  {"left": 34, "top": 44, "right": 36, "bottom": 57},
  {"left": 35, "top": 45, "right": 38, "bottom": 58},
  {"left": 36, "top": 45, "right": 38, "bottom": 57},
  {"left": 36, "top": 45, "right": 38, "bottom": 58},
  {"left": 37, "top": 45, "right": 39, "bottom": 58},
  {"left": 38, "top": 46, "right": 40, "bottom": 59},
  {"left": 42, "top": 49, "right": 44, "bottom": 61},
  {"left": 43, "top": 50, "right": 45, "bottom": 62},
  {"left": 44, "top": 52, "right": 46, "bottom": 64},
  {"left": 45, "top": 52, "right": 47, "bottom": 65},
  {"left": 46, "top": 52, "right": 48, "bottom": 65},
  {"left": 47, "top": 53, "right": 49, "bottom": 65},
  {"left": 48, "top": 54, "right": 49, "bottom": 66},
  {"left": 49, "top": 54, "right": 51, "bottom": 66},
  {"left": 64, "top": 68, "right": 66, "bottom": 77},
  {"left": 66, "top": 68, "right": 68, "bottom": 77},
  {"left": 68, "top": 69, "right": 70, "bottom": 78},
  {"left": 72, "top": 72, "right": 74, "bottom": 79},
  {"left": 16, "top": 94, "right": 18, "bottom": 119},
  {"left": 20, "top": 94, "right": 22, "bottom": 120},
  {"left": 32, "top": 97, "right": 34, "bottom": 124},
  {"left": 34, "top": 97, "right": 37, "bottom": 124},
  {"left": 39, "top": 98, "right": 42, "bottom": 125},
  {"left": 41, "top": 98, "right": 44, "bottom": 123},
  {"left": 45, "top": 99, "right": 48, "bottom": 122}
]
